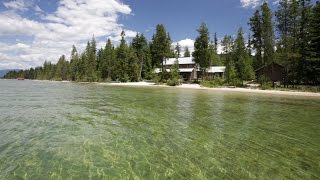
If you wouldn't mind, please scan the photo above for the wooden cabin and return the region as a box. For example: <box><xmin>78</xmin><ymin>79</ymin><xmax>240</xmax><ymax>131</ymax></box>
<box><xmin>155</xmin><ymin>57</ymin><xmax>225</xmax><ymax>81</ymax></box>
<box><xmin>255</xmin><ymin>62</ymin><xmax>286</xmax><ymax>85</ymax></box>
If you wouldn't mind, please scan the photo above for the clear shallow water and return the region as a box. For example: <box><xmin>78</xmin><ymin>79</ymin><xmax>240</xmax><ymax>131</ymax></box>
<box><xmin>0</xmin><ymin>80</ymin><xmax>319</xmax><ymax>179</ymax></box>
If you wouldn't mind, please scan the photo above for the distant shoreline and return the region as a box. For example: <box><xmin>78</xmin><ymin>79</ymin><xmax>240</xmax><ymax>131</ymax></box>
<box><xmin>2</xmin><ymin>79</ymin><xmax>320</xmax><ymax>97</ymax></box>
<box><xmin>102</xmin><ymin>82</ymin><xmax>320</xmax><ymax>97</ymax></box>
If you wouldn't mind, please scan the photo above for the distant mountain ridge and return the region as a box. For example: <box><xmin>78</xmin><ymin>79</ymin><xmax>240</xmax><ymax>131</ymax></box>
<box><xmin>0</xmin><ymin>69</ymin><xmax>20</xmax><ymax>78</ymax></box>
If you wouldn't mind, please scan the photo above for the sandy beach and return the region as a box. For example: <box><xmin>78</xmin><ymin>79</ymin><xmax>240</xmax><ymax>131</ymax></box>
<box><xmin>102</xmin><ymin>82</ymin><xmax>320</xmax><ymax>97</ymax></box>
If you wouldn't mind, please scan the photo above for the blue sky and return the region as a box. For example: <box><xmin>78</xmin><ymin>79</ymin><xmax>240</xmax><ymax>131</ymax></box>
<box><xmin>0</xmin><ymin>0</ymin><xmax>280</xmax><ymax>69</ymax></box>
<box><xmin>121</xmin><ymin>0</ymin><xmax>257</xmax><ymax>41</ymax></box>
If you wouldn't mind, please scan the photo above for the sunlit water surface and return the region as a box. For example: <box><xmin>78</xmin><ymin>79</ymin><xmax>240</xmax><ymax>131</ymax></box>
<box><xmin>0</xmin><ymin>80</ymin><xmax>319</xmax><ymax>179</ymax></box>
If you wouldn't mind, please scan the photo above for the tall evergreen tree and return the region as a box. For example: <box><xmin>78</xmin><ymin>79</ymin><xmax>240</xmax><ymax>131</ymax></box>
<box><xmin>167</xmin><ymin>33</ymin><xmax>176</xmax><ymax>58</ymax></box>
<box><xmin>209</xmin><ymin>40</ymin><xmax>221</xmax><ymax>66</ymax></box>
<box><xmin>70</xmin><ymin>45</ymin><xmax>79</xmax><ymax>81</ymax></box>
<box><xmin>55</xmin><ymin>55</ymin><xmax>69</xmax><ymax>81</ymax></box>
<box><xmin>127</xmin><ymin>47</ymin><xmax>140</xmax><ymax>82</ymax></box>
<box><xmin>192</xmin><ymin>22</ymin><xmax>211</xmax><ymax>78</ymax></box>
<box><xmin>175</xmin><ymin>43</ymin><xmax>181</xmax><ymax>57</ymax></box>
<box><xmin>132</xmin><ymin>33</ymin><xmax>149</xmax><ymax>80</ymax></box>
<box><xmin>261</xmin><ymin>2</ymin><xmax>275</xmax><ymax>65</ymax></box>
<box><xmin>116</xmin><ymin>31</ymin><xmax>129</xmax><ymax>82</ymax></box>
<box><xmin>247</xmin><ymin>33</ymin><xmax>252</xmax><ymax>57</ymax></box>
<box><xmin>222</xmin><ymin>35</ymin><xmax>236</xmax><ymax>83</ymax></box>
<box><xmin>84</xmin><ymin>36</ymin><xmax>98</xmax><ymax>82</ymax></box>
<box><xmin>298</xmin><ymin>0</ymin><xmax>312</xmax><ymax>83</ymax></box>
<box><xmin>150</xmin><ymin>24</ymin><xmax>171</xmax><ymax>72</ymax></box>
<box><xmin>233</xmin><ymin>28</ymin><xmax>255</xmax><ymax>84</ymax></box>
<box><xmin>214</xmin><ymin>32</ymin><xmax>218</xmax><ymax>54</ymax></box>
<box><xmin>104</xmin><ymin>39</ymin><xmax>116</xmax><ymax>80</ymax></box>
<box><xmin>249</xmin><ymin>10</ymin><xmax>263</xmax><ymax>68</ymax></box>
<box><xmin>276</xmin><ymin>0</ymin><xmax>301</xmax><ymax>85</ymax></box>
<box><xmin>98</xmin><ymin>39</ymin><xmax>112</xmax><ymax>80</ymax></box>
<box><xmin>305</xmin><ymin>1</ymin><xmax>320</xmax><ymax>84</ymax></box>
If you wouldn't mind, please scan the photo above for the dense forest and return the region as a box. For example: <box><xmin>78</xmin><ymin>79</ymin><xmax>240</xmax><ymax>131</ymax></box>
<box><xmin>4</xmin><ymin>1</ymin><xmax>320</xmax><ymax>86</ymax></box>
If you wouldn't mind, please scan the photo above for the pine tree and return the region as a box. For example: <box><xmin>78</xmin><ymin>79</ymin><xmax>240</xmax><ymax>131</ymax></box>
<box><xmin>305</xmin><ymin>1</ymin><xmax>320</xmax><ymax>84</ymax></box>
<box><xmin>167</xmin><ymin>33</ymin><xmax>176</xmax><ymax>58</ymax></box>
<box><xmin>79</xmin><ymin>52</ymin><xmax>87</xmax><ymax>81</ymax></box>
<box><xmin>70</xmin><ymin>45</ymin><xmax>79</xmax><ymax>81</ymax></box>
<box><xmin>214</xmin><ymin>32</ymin><xmax>218</xmax><ymax>54</ymax></box>
<box><xmin>132</xmin><ymin>33</ymin><xmax>149</xmax><ymax>80</ymax></box>
<box><xmin>275</xmin><ymin>0</ymin><xmax>311</xmax><ymax>85</ymax></box>
<box><xmin>150</xmin><ymin>24</ymin><xmax>171</xmax><ymax>72</ymax></box>
<box><xmin>127</xmin><ymin>47</ymin><xmax>140</xmax><ymax>82</ymax></box>
<box><xmin>184</xmin><ymin>46</ymin><xmax>191</xmax><ymax>57</ymax></box>
<box><xmin>84</xmin><ymin>36</ymin><xmax>98</xmax><ymax>82</ymax></box>
<box><xmin>261</xmin><ymin>2</ymin><xmax>275</xmax><ymax>65</ymax></box>
<box><xmin>222</xmin><ymin>35</ymin><xmax>235</xmax><ymax>83</ymax></box>
<box><xmin>55</xmin><ymin>55</ymin><xmax>69</xmax><ymax>81</ymax></box>
<box><xmin>102</xmin><ymin>39</ymin><xmax>116</xmax><ymax>81</ymax></box>
<box><xmin>249</xmin><ymin>10</ymin><xmax>263</xmax><ymax>68</ymax></box>
<box><xmin>233</xmin><ymin>28</ymin><xmax>255</xmax><ymax>84</ymax></box>
<box><xmin>116</xmin><ymin>31</ymin><xmax>129</xmax><ymax>82</ymax></box>
<box><xmin>247</xmin><ymin>33</ymin><xmax>252</xmax><ymax>57</ymax></box>
<box><xmin>192</xmin><ymin>22</ymin><xmax>211</xmax><ymax>79</ymax></box>
<box><xmin>209</xmin><ymin>40</ymin><xmax>221</xmax><ymax>66</ymax></box>
<box><xmin>175</xmin><ymin>43</ymin><xmax>181</xmax><ymax>58</ymax></box>
<box><xmin>298</xmin><ymin>0</ymin><xmax>312</xmax><ymax>83</ymax></box>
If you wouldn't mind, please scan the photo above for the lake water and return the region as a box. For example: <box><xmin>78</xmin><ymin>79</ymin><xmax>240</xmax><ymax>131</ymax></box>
<box><xmin>0</xmin><ymin>79</ymin><xmax>319</xmax><ymax>179</ymax></box>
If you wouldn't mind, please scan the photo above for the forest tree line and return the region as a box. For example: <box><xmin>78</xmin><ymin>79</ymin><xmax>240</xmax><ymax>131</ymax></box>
<box><xmin>4</xmin><ymin>1</ymin><xmax>320</xmax><ymax>85</ymax></box>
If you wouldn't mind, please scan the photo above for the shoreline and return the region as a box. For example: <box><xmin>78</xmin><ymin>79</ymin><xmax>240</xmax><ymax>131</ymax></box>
<box><xmin>103</xmin><ymin>82</ymin><xmax>320</xmax><ymax>97</ymax></box>
<box><xmin>3</xmin><ymin>79</ymin><xmax>320</xmax><ymax>97</ymax></box>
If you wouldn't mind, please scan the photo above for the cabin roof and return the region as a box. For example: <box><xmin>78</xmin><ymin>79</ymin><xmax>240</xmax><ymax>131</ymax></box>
<box><xmin>154</xmin><ymin>66</ymin><xmax>225</xmax><ymax>73</ymax></box>
<box><xmin>255</xmin><ymin>62</ymin><xmax>285</xmax><ymax>72</ymax></box>
<box><xmin>207</xmin><ymin>66</ymin><xmax>225</xmax><ymax>73</ymax></box>
<box><xmin>165</xmin><ymin>57</ymin><xmax>194</xmax><ymax>65</ymax></box>
<box><xmin>179</xmin><ymin>68</ymin><xmax>194</xmax><ymax>73</ymax></box>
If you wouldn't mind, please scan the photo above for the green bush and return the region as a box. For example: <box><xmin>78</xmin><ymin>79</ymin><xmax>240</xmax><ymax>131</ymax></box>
<box><xmin>158</xmin><ymin>71</ymin><xmax>171</xmax><ymax>82</ymax></box>
<box><xmin>105</xmin><ymin>77</ymin><xmax>112</xmax><ymax>83</ymax></box>
<box><xmin>201</xmin><ymin>78</ymin><xmax>225</xmax><ymax>88</ymax></box>
<box><xmin>167</xmin><ymin>78</ymin><xmax>180</xmax><ymax>86</ymax></box>
<box><xmin>119</xmin><ymin>74</ymin><xmax>129</xmax><ymax>82</ymax></box>
<box><xmin>288</xmin><ymin>85</ymin><xmax>320</xmax><ymax>93</ymax></box>
<box><xmin>258</xmin><ymin>76</ymin><xmax>271</xmax><ymax>85</ymax></box>
<box><xmin>261</xmin><ymin>84</ymin><xmax>272</xmax><ymax>90</ymax></box>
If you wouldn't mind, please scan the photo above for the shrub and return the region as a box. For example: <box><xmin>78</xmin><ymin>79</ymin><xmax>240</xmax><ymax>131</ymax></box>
<box><xmin>261</xmin><ymin>84</ymin><xmax>272</xmax><ymax>90</ymax></box>
<box><xmin>119</xmin><ymin>74</ymin><xmax>129</xmax><ymax>82</ymax></box>
<box><xmin>201</xmin><ymin>78</ymin><xmax>225</xmax><ymax>88</ymax></box>
<box><xmin>167</xmin><ymin>78</ymin><xmax>181</xmax><ymax>86</ymax></box>
<box><xmin>105</xmin><ymin>77</ymin><xmax>112</xmax><ymax>83</ymax></box>
<box><xmin>258</xmin><ymin>75</ymin><xmax>271</xmax><ymax>85</ymax></box>
<box><xmin>158</xmin><ymin>71</ymin><xmax>171</xmax><ymax>82</ymax></box>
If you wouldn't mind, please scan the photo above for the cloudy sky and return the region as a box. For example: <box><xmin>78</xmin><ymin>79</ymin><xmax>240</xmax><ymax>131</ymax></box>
<box><xmin>0</xmin><ymin>0</ymin><xmax>280</xmax><ymax>70</ymax></box>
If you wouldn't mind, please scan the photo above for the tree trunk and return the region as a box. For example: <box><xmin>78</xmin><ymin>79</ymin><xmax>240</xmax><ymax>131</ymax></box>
<box><xmin>139</xmin><ymin>57</ymin><xmax>144</xmax><ymax>80</ymax></box>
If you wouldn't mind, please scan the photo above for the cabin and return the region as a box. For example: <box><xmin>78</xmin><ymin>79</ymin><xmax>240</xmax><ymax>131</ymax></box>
<box><xmin>155</xmin><ymin>57</ymin><xmax>225</xmax><ymax>80</ymax></box>
<box><xmin>255</xmin><ymin>62</ymin><xmax>286</xmax><ymax>85</ymax></box>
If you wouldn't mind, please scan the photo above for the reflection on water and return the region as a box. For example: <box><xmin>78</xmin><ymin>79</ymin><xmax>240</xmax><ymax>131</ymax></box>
<box><xmin>0</xmin><ymin>80</ymin><xmax>319</xmax><ymax>179</ymax></box>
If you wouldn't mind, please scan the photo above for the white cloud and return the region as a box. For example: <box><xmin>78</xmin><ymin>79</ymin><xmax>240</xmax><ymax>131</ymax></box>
<box><xmin>272</xmin><ymin>0</ymin><xmax>280</xmax><ymax>5</ymax></box>
<box><xmin>173</xmin><ymin>38</ymin><xmax>224</xmax><ymax>57</ymax></box>
<box><xmin>3</xmin><ymin>0</ymin><xmax>32</xmax><ymax>11</ymax></box>
<box><xmin>34</xmin><ymin>5</ymin><xmax>43</xmax><ymax>12</ymax></box>
<box><xmin>0</xmin><ymin>0</ymin><xmax>137</xmax><ymax>69</ymax></box>
<box><xmin>240</xmin><ymin>0</ymin><xmax>261</xmax><ymax>8</ymax></box>
<box><xmin>175</xmin><ymin>39</ymin><xmax>195</xmax><ymax>49</ymax></box>
<box><xmin>172</xmin><ymin>38</ymin><xmax>195</xmax><ymax>57</ymax></box>
<box><xmin>0</xmin><ymin>13</ymin><xmax>45</xmax><ymax>36</ymax></box>
<box><xmin>240</xmin><ymin>0</ymin><xmax>278</xmax><ymax>8</ymax></box>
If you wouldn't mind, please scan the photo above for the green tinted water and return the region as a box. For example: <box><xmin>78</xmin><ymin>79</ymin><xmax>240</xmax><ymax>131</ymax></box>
<box><xmin>0</xmin><ymin>80</ymin><xmax>319</xmax><ymax>179</ymax></box>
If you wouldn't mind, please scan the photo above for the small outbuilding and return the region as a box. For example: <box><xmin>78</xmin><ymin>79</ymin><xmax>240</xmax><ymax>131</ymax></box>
<box><xmin>255</xmin><ymin>62</ymin><xmax>286</xmax><ymax>85</ymax></box>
